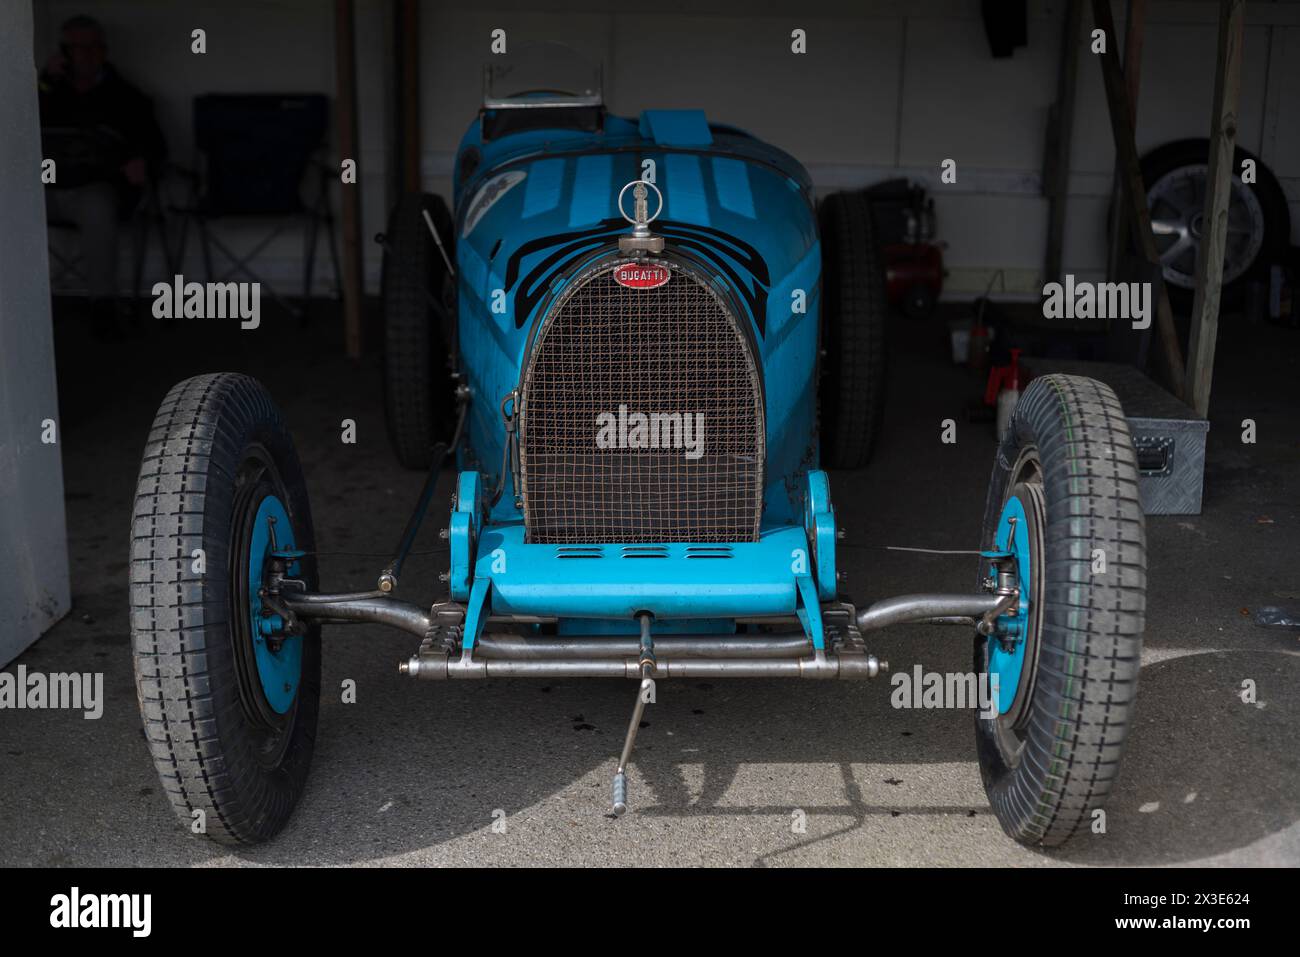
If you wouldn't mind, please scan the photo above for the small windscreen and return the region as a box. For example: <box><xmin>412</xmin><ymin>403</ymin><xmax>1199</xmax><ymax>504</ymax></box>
<box><xmin>483</xmin><ymin>42</ymin><xmax>602</xmax><ymax>110</ymax></box>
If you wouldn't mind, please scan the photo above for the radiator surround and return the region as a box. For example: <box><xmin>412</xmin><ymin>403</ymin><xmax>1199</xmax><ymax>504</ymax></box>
<box><xmin>518</xmin><ymin>252</ymin><xmax>765</xmax><ymax>544</ymax></box>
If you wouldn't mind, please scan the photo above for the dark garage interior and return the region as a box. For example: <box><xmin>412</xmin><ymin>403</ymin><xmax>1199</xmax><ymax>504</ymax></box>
<box><xmin>1</xmin><ymin>0</ymin><xmax>1298</xmax><ymax>875</ymax></box>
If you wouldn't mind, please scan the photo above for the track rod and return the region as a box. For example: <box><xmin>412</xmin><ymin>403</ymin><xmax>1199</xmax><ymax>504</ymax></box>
<box><xmin>401</xmin><ymin>653</ymin><xmax>884</xmax><ymax>680</ymax></box>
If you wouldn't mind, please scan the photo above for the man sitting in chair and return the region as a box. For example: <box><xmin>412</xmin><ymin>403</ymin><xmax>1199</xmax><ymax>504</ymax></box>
<box><xmin>40</xmin><ymin>14</ymin><xmax>165</xmax><ymax>336</ymax></box>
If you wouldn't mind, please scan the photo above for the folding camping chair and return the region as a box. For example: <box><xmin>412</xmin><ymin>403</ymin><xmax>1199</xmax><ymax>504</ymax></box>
<box><xmin>172</xmin><ymin>94</ymin><xmax>341</xmax><ymax>319</ymax></box>
<box><xmin>44</xmin><ymin>125</ymin><xmax>175</xmax><ymax>309</ymax></box>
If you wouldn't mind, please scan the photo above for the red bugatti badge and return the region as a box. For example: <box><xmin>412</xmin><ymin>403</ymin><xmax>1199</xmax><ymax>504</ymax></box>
<box><xmin>613</xmin><ymin>263</ymin><xmax>670</xmax><ymax>289</ymax></box>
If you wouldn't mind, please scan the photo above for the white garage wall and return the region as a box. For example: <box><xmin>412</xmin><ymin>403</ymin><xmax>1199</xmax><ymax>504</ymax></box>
<box><xmin>33</xmin><ymin>0</ymin><xmax>1300</xmax><ymax>300</ymax></box>
<box><xmin>3</xmin><ymin>0</ymin><xmax>71</xmax><ymax>662</ymax></box>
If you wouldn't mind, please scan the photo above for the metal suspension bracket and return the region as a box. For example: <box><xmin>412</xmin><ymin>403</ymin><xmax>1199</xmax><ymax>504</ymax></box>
<box><xmin>611</xmin><ymin>613</ymin><xmax>656</xmax><ymax>816</ymax></box>
<box><xmin>978</xmin><ymin>546</ymin><xmax>1022</xmax><ymax>651</ymax></box>
<box><xmin>851</xmin><ymin>534</ymin><xmax>1024</xmax><ymax>637</ymax></box>
<box><xmin>257</xmin><ymin>515</ymin><xmax>309</xmax><ymax>646</ymax></box>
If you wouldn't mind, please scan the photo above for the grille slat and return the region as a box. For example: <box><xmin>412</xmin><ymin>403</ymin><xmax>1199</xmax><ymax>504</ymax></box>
<box><xmin>519</xmin><ymin>258</ymin><xmax>763</xmax><ymax>544</ymax></box>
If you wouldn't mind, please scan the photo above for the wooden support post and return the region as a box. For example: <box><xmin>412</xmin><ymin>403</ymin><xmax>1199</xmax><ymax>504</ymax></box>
<box><xmin>1105</xmin><ymin>0</ymin><xmax>1146</xmax><ymax>281</ymax></box>
<box><xmin>1044</xmin><ymin>0</ymin><xmax>1083</xmax><ymax>284</ymax></box>
<box><xmin>1091</xmin><ymin>0</ymin><xmax>1186</xmax><ymax>399</ymax></box>
<box><xmin>334</xmin><ymin>0</ymin><xmax>364</xmax><ymax>360</ymax></box>
<box><xmin>1185</xmin><ymin>0</ymin><xmax>1245</xmax><ymax>418</ymax></box>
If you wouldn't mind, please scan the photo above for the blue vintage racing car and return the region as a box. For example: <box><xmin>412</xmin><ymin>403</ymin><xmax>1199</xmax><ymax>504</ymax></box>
<box><xmin>130</xmin><ymin>53</ymin><xmax>1146</xmax><ymax>847</ymax></box>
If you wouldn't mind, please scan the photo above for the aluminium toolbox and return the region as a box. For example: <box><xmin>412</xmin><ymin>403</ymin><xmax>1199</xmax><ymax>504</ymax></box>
<box><xmin>1021</xmin><ymin>358</ymin><xmax>1210</xmax><ymax>515</ymax></box>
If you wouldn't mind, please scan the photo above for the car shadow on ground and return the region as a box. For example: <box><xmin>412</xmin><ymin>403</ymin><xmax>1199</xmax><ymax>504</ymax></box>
<box><xmin>192</xmin><ymin>645</ymin><xmax>1296</xmax><ymax>866</ymax></box>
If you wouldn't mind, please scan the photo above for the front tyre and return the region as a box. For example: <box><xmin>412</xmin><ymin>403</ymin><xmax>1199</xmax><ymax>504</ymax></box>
<box><xmin>130</xmin><ymin>373</ymin><xmax>321</xmax><ymax>844</ymax></box>
<box><xmin>975</xmin><ymin>375</ymin><xmax>1146</xmax><ymax>847</ymax></box>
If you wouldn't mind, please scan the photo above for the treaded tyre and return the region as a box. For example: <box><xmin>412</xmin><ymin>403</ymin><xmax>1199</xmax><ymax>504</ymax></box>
<box><xmin>818</xmin><ymin>190</ymin><xmax>887</xmax><ymax>469</ymax></box>
<box><xmin>130</xmin><ymin>373</ymin><xmax>320</xmax><ymax>844</ymax></box>
<box><xmin>382</xmin><ymin>191</ymin><xmax>455</xmax><ymax>470</ymax></box>
<box><xmin>975</xmin><ymin>374</ymin><xmax>1146</xmax><ymax>847</ymax></box>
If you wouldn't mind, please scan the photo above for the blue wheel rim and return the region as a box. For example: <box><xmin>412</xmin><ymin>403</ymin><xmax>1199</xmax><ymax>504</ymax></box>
<box><xmin>988</xmin><ymin>494</ymin><xmax>1033</xmax><ymax>715</ymax></box>
<box><xmin>246</xmin><ymin>495</ymin><xmax>302</xmax><ymax>714</ymax></box>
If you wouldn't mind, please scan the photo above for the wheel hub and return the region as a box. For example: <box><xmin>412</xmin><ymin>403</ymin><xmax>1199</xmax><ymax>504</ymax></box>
<box><xmin>986</xmin><ymin>496</ymin><xmax>1032</xmax><ymax>715</ymax></box>
<box><xmin>246</xmin><ymin>495</ymin><xmax>304</xmax><ymax>715</ymax></box>
<box><xmin>1147</xmin><ymin>163</ymin><xmax>1265</xmax><ymax>288</ymax></box>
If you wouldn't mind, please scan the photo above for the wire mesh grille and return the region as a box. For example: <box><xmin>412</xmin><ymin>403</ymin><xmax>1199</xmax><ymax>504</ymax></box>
<box><xmin>520</xmin><ymin>259</ymin><xmax>763</xmax><ymax>543</ymax></box>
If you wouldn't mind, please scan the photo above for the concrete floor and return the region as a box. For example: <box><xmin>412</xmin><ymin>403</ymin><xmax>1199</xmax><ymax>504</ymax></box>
<box><xmin>2</xmin><ymin>301</ymin><xmax>1297</xmax><ymax>867</ymax></box>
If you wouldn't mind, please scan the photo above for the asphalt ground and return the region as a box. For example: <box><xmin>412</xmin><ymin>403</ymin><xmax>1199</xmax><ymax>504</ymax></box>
<box><xmin>1</xmin><ymin>301</ymin><xmax>1296</xmax><ymax>866</ymax></box>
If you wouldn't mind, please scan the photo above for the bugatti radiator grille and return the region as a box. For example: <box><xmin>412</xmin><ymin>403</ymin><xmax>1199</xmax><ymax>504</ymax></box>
<box><xmin>519</xmin><ymin>258</ymin><xmax>764</xmax><ymax>544</ymax></box>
